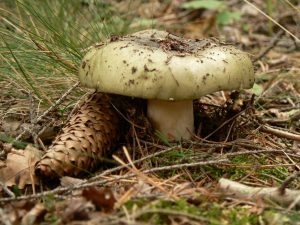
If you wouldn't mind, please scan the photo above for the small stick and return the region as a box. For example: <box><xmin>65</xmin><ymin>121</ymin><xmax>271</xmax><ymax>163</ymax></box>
<box><xmin>253</xmin><ymin>30</ymin><xmax>284</xmax><ymax>62</ymax></box>
<box><xmin>290</xmin><ymin>111</ymin><xmax>300</xmax><ymax>122</ymax></box>
<box><xmin>204</xmin><ymin>107</ymin><xmax>251</xmax><ymax>140</ymax></box>
<box><xmin>142</xmin><ymin>158</ymin><xmax>228</xmax><ymax>173</ymax></box>
<box><xmin>219</xmin><ymin>178</ymin><xmax>300</xmax><ymax>208</ymax></box>
<box><xmin>36</xmin><ymin>81</ymin><xmax>80</xmax><ymax>122</ymax></box>
<box><xmin>219</xmin><ymin>163</ymin><xmax>294</xmax><ymax>169</ymax></box>
<box><xmin>0</xmin><ymin>157</ymin><xmax>228</xmax><ymax>203</ymax></box>
<box><xmin>88</xmin><ymin>146</ymin><xmax>179</xmax><ymax>182</ymax></box>
<box><xmin>29</xmin><ymin>91</ymin><xmax>37</xmax><ymax>124</ymax></box>
<box><xmin>132</xmin><ymin>208</ymin><xmax>209</xmax><ymax>223</ymax></box>
<box><xmin>0</xmin><ymin>208</ymin><xmax>12</xmax><ymax>225</ymax></box>
<box><xmin>0</xmin><ymin>148</ymin><xmax>297</xmax><ymax>203</ymax></box>
<box><xmin>278</xmin><ymin>171</ymin><xmax>300</xmax><ymax>195</ymax></box>
<box><xmin>260</xmin><ymin>125</ymin><xmax>300</xmax><ymax>142</ymax></box>
<box><xmin>15</xmin><ymin>81</ymin><xmax>80</xmax><ymax>141</ymax></box>
<box><xmin>0</xmin><ymin>181</ymin><xmax>15</xmax><ymax>198</ymax></box>
<box><xmin>113</xmin><ymin>147</ymin><xmax>175</xmax><ymax>199</ymax></box>
<box><xmin>243</xmin><ymin>0</ymin><xmax>299</xmax><ymax>42</ymax></box>
<box><xmin>89</xmin><ymin>148</ymin><xmax>292</xmax><ymax>183</ymax></box>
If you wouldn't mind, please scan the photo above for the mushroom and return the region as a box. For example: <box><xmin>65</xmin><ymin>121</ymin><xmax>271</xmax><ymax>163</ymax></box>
<box><xmin>79</xmin><ymin>30</ymin><xmax>255</xmax><ymax>140</ymax></box>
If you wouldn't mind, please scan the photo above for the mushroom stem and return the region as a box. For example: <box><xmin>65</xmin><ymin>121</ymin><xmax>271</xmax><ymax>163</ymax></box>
<box><xmin>147</xmin><ymin>99</ymin><xmax>194</xmax><ymax>140</ymax></box>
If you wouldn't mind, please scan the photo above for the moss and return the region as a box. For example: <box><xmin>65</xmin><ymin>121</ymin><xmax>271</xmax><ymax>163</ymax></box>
<box><xmin>0</xmin><ymin>133</ymin><xmax>29</xmax><ymax>149</ymax></box>
<box><xmin>124</xmin><ymin>198</ymin><xmax>263</xmax><ymax>224</ymax></box>
<box><xmin>263</xmin><ymin>210</ymin><xmax>300</xmax><ymax>225</ymax></box>
<box><xmin>218</xmin><ymin>155</ymin><xmax>288</xmax><ymax>182</ymax></box>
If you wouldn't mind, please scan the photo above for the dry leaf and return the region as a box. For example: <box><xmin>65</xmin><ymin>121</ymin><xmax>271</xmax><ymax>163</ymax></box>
<box><xmin>21</xmin><ymin>203</ymin><xmax>46</xmax><ymax>225</ymax></box>
<box><xmin>56</xmin><ymin>198</ymin><xmax>94</xmax><ymax>223</ymax></box>
<box><xmin>173</xmin><ymin>182</ymin><xmax>194</xmax><ymax>195</ymax></box>
<box><xmin>0</xmin><ymin>121</ymin><xmax>33</xmax><ymax>139</ymax></box>
<box><xmin>0</xmin><ymin>144</ymin><xmax>42</xmax><ymax>189</ymax></box>
<box><xmin>134</xmin><ymin>180</ymin><xmax>152</xmax><ymax>196</ymax></box>
<box><xmin>60</xmin><ymin>176</ymin><xmax>85</xmax><ymax>187</ymax></box>
<box><xmin>0</xmin><ymin>161</ymin><xmax>5</xmax><ymax>169</ymax></box>
<box><xmin>1</xmin><ymin>120</ymin><xmax>23</xmax><ymax>137</ymax></box>
<box><xmin>82</xmin><ymin>187</ymin><xmax>116</xmax><ymax>212</ymax></box>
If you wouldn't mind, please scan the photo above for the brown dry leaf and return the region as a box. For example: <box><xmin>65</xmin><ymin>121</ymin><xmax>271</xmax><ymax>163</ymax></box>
<box><xmin>134</xmin><ymin>180</ymin><xmax>152</xmax><ymax>196</ymax></box>
<box><xmin>3</xmin><ymin>142</ymin><xmax>13</xmax><ymax>153</ymax></box>
<box><xmin>0</xmin><ymin>120</ymin><xmax>33</xmax><ymax>139</ymax></box>
<box><xmin>56</xmin><ymin>198</ymin><xmax>94</xmax><ymax>223</ymax></box>
<box><xmin>60</xmin><ymin>176</ymin><xmax>86</xmax><ymax>187</ymax></box>
<box><xmin>138</xmin><ymin>0</ymin><xmax>167</xmax><ymax>18</ymax></box>
<box><xmin>0</xmin><ymin>201</ymin><xmax>36</xmax><ymax>225</ymax></box>
<box><xmin>82</xmin><ymin>187</ymin><xmax>116</xmax><ymax>212</ymax></box>
<box><xmin>173</xmin><ymin>182</ymin><xmax>194</xmax><ymax>195</ymax></box>
<box><xmin>21</xmin><ymin>203</ymin><xmax>46</xmax><ymax>225</ymax></box>
<box><xmin>0</xmin><ymin>160</ymin><xmax>5</xmax><ymax>169</ymax></box>
<box><xmin>0</xmin><ymin>144</ymin><xmax>42</xmax><ymax>188</ymax></box>
<box><xmin>183</xmin><ymin>12</ymin><xmax>217</xmax><ymax>38</ymax></box>
<box><xmin>0</xmin><ymin>120</ymin><xmax>23</xmax><ymax>137</ymax></box>
<box><xmin>268</xmin><ymin>108</ymin><xmax>299</xmax><ymax>121</ymax></box>
<box><xmin>114</xmin><ymin>180</ymin><xmax>152</xmax><ymax>209</ymax></box>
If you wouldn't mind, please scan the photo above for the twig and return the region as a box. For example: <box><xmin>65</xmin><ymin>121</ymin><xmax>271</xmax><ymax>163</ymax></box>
<box><xmin>219</xmin><ymin>163</ymin><xmax>294</xmax><ymax>169</ymax></box>
<box><xmin>225</xmin><ymin>149</ymin><xmax>296</xmax><ymax>157</ymax></box>
<box><xmin>113</xmin><ymin>147</ymin><xmax>176</xmax><ymax>199</ymax></box>
<box><xmin>281</xmin><ymin>149</ymin><xmax>300</xmax><ymax>170</ymax></box>
<box><xmin>219</xmin><ymin>178</ymin><xmax>300</xmax><ymax>208</ymax></box>
<box><xmin>142</xmin><ymin>158</ymin><xmax>228</xmax><ymax>174</ymax></box>
<box><xmin>15</xmin><ymin>81</ymin><xmax>80</xmax><ymax>141</ymax></box>
<box><xmin>278</xmin><ymin>171</ymin><xmax>300</xmax><ymax>195</ymax></box>
<box><xmin>260</xmin><ymin>125</ymin><xmax>300</xmax><ymax>142</ymax></box>
<box><xmin>88</xmin><ymin>145</ymin><xmax>179</xmax><ymax>182</ymax></box>
<box><xmin>29</xmin><ymin>91</ymin><xmax>37</xmax><ymax>124</ymax></box>
<box><xmin>253</xmin><ymin>30</ymin><xmax>284</xmax><ymax>62</ymax></box>
<box><xmin>0</xmin><ymin>157</ymin><xmax>227</xmax><ymax>203</ymax></box>
<box><xmin>0</xmin><ymin>208</ymin><xmax>12</xmax><ymax>225</ymax></box>
<box><xmin>243</xmin><ymin>0</ymin><xmax>299</xmax><ymax>42</ymax></box>
<box><xmin>204</xmin><ymin>107</ymin><xmax>251</xmax><ymax>139</ymax></box>
<box><xmin>0</xmin><ymin>181</ymin><xmax>15</xmax><ymax>198</ymax></box>
<box><xmin>87</xmin><ymin>148</ymin><xmax>292</xmax><ymax>187</ymax></box>
<box><xmin>290</xmin><ymin>111</ymin><xmax>300</xmax><ymax>122</ymax></box>
<box><xmin>0</xmin><ymin>148</ymin><xmax>297</xmax><ymax>203</ymax></box>
<box><xmin>36</xmin><ymin>81</ymin><xmax>80</xmax><ymax>122</ymax></box>
<box><xmin>133</xmin><ymin>208</ymin><xmax>209</xmax><ymax>223</ymax></box>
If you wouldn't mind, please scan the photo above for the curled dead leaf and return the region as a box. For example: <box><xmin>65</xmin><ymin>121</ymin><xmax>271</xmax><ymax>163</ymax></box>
<box><xmin>0</xmin><ymin>144</ymin><xmax>42</xmax><ymax>189</ymax></box>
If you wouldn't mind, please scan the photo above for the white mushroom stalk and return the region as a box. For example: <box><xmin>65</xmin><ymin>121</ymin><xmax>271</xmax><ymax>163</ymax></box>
<box><xmin>79</xmin><ymin>30</ymin><xmax>255</xmax><ymax>140</ymax></box>
<box><xmin>147</xmin><ymin>99</ymin><xmax>194</xmax><ymax>140</ymax></box>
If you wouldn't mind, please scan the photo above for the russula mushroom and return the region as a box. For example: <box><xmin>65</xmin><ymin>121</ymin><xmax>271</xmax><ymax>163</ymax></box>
<box><xmin>79</xmin><ymin>30</ymin><xmax>255</xmax><ymax>140</ymax></box>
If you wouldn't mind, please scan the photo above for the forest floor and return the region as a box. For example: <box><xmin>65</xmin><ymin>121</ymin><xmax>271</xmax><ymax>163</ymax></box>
<box><xmin>0</xmin><ymin>0</ymin><xmax>300</xmax><ymax>224</ymax></box>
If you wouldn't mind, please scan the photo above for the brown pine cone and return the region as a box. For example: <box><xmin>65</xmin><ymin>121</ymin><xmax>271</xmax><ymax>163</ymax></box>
<box><xmin>35</xmin><ymin>92</ymin><xmax>122</xmax><ymax>178</ymax></box>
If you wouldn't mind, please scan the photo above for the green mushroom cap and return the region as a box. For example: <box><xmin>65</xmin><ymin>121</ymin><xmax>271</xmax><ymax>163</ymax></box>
<box><xmin>79</xmin><ymin>29</ymin><xmax>255</xmax><ymax>100</ymax></box>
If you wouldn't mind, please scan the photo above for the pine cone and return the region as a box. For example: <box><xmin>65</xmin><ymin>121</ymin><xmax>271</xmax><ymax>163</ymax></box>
<box><xmin>35</xmin><ymin>92</ymin><xmax>121</xmax><ymax>178</ymax></box>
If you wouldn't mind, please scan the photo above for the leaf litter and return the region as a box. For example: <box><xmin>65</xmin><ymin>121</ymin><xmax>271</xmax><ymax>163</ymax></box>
<box><xmin>0</xmin><ymin>0</ymin><xmax>300</xmax><ymax>224</ymax></box>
